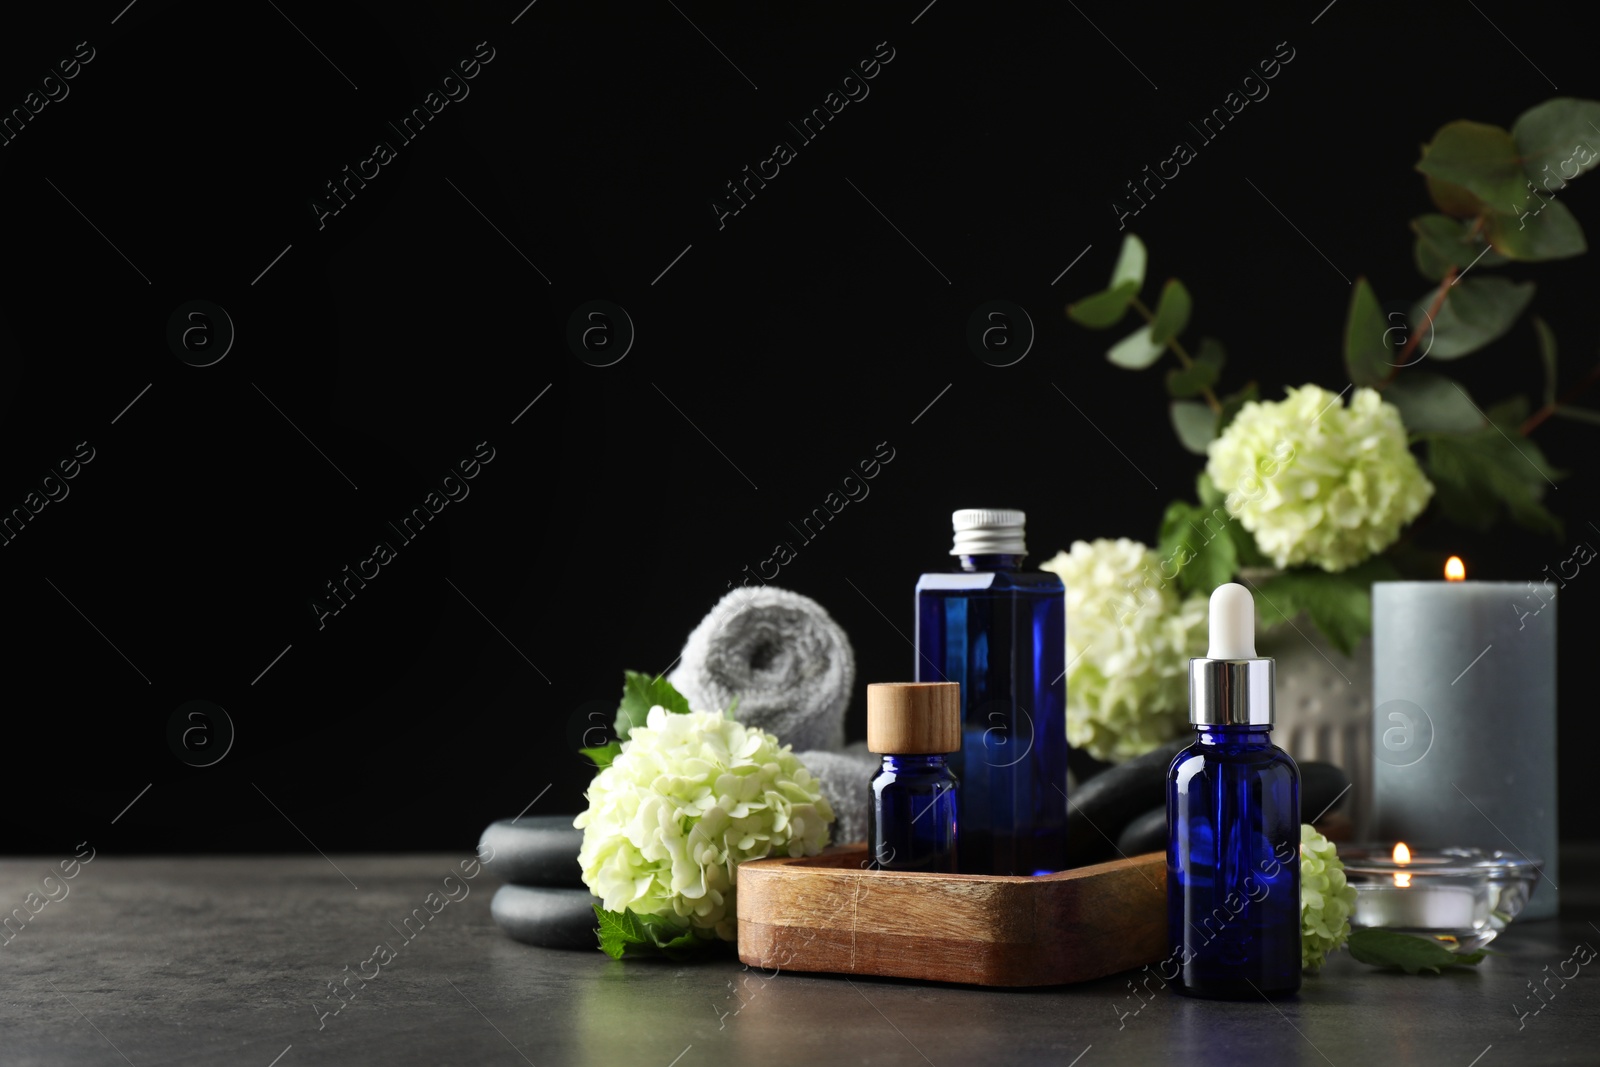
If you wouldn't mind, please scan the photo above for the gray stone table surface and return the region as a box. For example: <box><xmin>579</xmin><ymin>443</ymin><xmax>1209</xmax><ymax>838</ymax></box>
<box><xmin>3</xmin><ymin>848</ymin><xmax>1599</xmax><ymax>1066</ymax></box>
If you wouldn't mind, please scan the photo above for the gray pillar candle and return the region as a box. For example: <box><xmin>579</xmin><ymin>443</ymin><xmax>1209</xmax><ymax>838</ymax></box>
<box><xmin>1372</xmin><ymin>575</ymin><xmax>1559</xmax><ymax>919</ymax></box>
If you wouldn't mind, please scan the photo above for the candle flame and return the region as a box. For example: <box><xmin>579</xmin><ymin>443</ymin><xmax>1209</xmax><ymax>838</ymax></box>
<box><xmin>1445</xmin><ymin>556</ymin><xmax>1466</xmax><ymax>581</ymax></box>
<box><xmin>1393</xmin><ymin>842</ymin><xmax>1412</xmax><ymax>887</ymax></box>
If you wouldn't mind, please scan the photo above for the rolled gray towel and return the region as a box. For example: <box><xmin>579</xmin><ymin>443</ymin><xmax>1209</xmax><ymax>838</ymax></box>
<box><xmin>793</xmin><ymin>748</ymin><xmax>878</xmax><ymax>846</ymax></box>
<box><xmin>669</xmin><ymin>586</ymin><xmax>854</xmax><ymax>754</ymax></box>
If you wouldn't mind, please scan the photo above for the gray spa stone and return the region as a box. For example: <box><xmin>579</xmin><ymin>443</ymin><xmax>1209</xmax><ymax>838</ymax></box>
<box><xmin>490</xmin><ymin>883</ymin><xmax>600</xmax><ymax>950</ymax></box>
<box><xmin>479</xmin><ymin>815</ymin><xmax>585</xmax><ymax>887</ymax></box>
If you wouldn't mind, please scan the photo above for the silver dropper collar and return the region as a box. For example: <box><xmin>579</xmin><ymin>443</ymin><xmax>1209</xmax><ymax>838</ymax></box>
<box><xmin>1189</xmin><ymin>583</ymin><xmax>1274</xmax><ymax>726</ymax></box>
<box><xmin>1189</xmin><ymin>656</ymin><xmax>1274</xmax><ymax>725</ymax></box>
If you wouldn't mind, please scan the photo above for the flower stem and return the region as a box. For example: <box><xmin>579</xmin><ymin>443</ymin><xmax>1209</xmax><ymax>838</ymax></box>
<box><xmin>1130</xmin><ymin>296</ymin><xmax>1222</xmax><ymax>412</ymax></box>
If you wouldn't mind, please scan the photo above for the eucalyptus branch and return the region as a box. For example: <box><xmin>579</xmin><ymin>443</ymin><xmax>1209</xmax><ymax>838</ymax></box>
<box><xmin>1521</xmin><ymin>359</ymin><xmax>1600</xmax><ymax>434</ymax></box>
<box><xmin>1130</xmin><ymin>296</ymin><xmax>1223</xmax><ymax>412</ymax></box>
<box><xmin>1382</xmin><ymin>265</ymin><xmax>1457</xmax><ymax>386</ymax></box>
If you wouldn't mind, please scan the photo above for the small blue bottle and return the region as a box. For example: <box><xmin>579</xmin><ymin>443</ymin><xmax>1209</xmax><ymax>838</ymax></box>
<box><xmin>915</xmin><ymin>509</ymin><xmax>1067</xmax><ymax>876</ymax></box>
<box><xmin>1167</xmin><ymin>584</ymin><xmax>1301</xmax><ymax>999</ymax></box>
<box><xmin>867</xmin><ymin>682</ymin><xmax>960</xmax><ymax>873</ymax></box>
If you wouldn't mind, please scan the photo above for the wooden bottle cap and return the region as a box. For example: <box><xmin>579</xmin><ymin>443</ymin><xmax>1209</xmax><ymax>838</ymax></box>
<box><xmin>867</xmin><ymin>682</ymin><xmax>960</xmax><ymax>754</ymax></box>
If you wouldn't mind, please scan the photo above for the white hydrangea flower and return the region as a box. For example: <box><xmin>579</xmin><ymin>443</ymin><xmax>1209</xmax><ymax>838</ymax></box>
<box><xmin>1206</xmin><ymin>384</ymin><xmax>1433</xmax><ymax>572</ymax></box>
<box><xmin>1041</xmin><ymin>539</ymin><xmax>1208</xmax><ymax>763</ymax></box>
<box><xmin>1300</xmin><ymin>823</ymin><xmax>1356</xmax><ymax>971</ymax></box>
<box><xmin>574</xmin><ymin>706</ymin><xmax>833</xmax><ymax>942</ymax></box>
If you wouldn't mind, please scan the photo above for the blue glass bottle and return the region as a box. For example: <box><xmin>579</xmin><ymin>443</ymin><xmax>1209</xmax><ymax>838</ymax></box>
<box><xmin>1168</xmin><ymin>585</ymin><xmax>1301</xmax><ymax>999</ymax></box>
<box><xmin>867</xmin><ymin>682</ymin><xmax>960</xmax><ymax>873</ymax></box>
<box><xmin>914</xmin><ymin>510</ymin><xmax>1067</xmax><ymax>876</ymax></box>
<box><xmin>869</xmin><ymin>755</ymin><xmax>959</xmax><ymax>872</ymax></box>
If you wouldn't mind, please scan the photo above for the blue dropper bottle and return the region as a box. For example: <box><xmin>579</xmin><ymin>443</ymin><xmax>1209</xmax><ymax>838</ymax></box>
<box><xmin>1167</xmin><ymin>583</ymin><xmax>1301</xmax><ymax>998</ymax></box>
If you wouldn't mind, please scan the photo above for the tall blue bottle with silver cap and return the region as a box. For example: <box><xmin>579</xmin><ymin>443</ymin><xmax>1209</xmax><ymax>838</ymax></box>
<box><xmin>914</xmin><ymin>509</ymin><xmax>1067</xmax><ymax>875</ymax></box>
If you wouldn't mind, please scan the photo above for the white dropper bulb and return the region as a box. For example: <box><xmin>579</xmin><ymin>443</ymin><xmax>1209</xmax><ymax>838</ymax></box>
<box><xmin>1206</xmin><ymin>583</ymin><xmax>1257</xmax><ymax>659</ymax></box>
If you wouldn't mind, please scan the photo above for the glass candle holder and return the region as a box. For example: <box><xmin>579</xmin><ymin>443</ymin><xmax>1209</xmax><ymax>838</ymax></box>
<box><xmin>1340</xmin><ymin>843</ymin><xmax>1541</xmax><ymax>952</ymax></box>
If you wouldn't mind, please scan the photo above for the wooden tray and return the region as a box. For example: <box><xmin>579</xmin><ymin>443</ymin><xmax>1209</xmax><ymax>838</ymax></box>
<box><xmin>737</xmin><ymin>846</ymin><xmax>1166</xmax><ymax>987</ymax></box>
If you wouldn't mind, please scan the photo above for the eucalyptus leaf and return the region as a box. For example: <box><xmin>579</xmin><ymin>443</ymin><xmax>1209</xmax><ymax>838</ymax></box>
<box><xmin>1384</xmin><ymin>372</ymin><xmax>1484</xmax><ymax>434</ymax></box>
<box><xmin>1426</xmin><ymin>416</ymin><xmax>1563</xmax><ymax>537</ymax></box>
<box><xmin>1425</xmin><ymin>174</ymin><xmax>1484</xmax><ymax>219</ymax></box>
<box><xmin>1067</xmin><ymin>280</ymin><xmax>1139</xmax><ymax>328</ymax></box>
<box><xmin>1150</xmin><ymin>279</ymin><xmax>1192</xmax><ymax>344</ymax></box>
<box><xmin>1510</xmin><ymin>97</ymin><xmax>1600</xmax><ymax>183</ymax></box>
<box><xmin>1534</xmin><ymin>315</ymin><xmax>1557</xmax><ymax>406</ymax></box>
<box><xmin>1411</xmin><ymin>214</ymin><xmax>1506</xmax><ymax>282</ymax></box>
<box><xmin>1110</xmin><ymin>233</ymin><xmax>1147</xmax><ymax>290</ymax></box>
<box><xmin>1167</xmin><ymin>337</ymin><xmax>1226</xmax><ymax>398</ymax></box>
<box><xmin>1347</xmin><ymin>927</ymin><xmax>1489</xmax><ymax>974</ymax></box>
<box><xmin>1416</xmin><ymin>120</ymin><xmax>1526</xmax><ymax>214</ymax></box>
<box><xmin>1344</xmin><ymin>278</ymin><xmax>1391</xmax><ymax>387</ymax></box>
<box><xmin>1166</xmin><ymin>357</ymin><xmax>1220</xmax><ymax>399</ymax></box>
<box><xmin>1169</xmin><ymin>400</ymin><xmax>1216</xmax><ymax>454</ymax></box>
<box><xmin>1411</xmin><ymin>276</ymin><xmax>1535</xmax><ymax>359</ymax></box>
<box><xmin>1484</xmin><ymin>198</ymin><xmax>1586</xmax><ymax>261</ymax></box>
<box><xmin>1108</xmin><ymin>324</ymin><xmax>1165</xmax><ymax>369</ymax></box>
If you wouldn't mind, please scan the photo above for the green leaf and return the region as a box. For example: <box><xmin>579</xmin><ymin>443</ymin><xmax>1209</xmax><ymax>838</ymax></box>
<box><xmin>1252</xmin><ymin>559</ymin><xmax>1398</xmax><ymax>656</ymax></box>
<box><xmin>593</xmin><ymin>905</ymin><xmax>704</xmax><ymax>960</ymax></box>
<box><xmin>1196</xmin><ymin>471</ymin><xmax>1270</xmax><ymax>569</ymax></box>
<box><xmin>1107</xmin><ymin>324</ymin><xmax>1165</xmax><ymax>369</ymax></box>
<box><xmin>1169</xmin><ymin>400</ymin><xmax>1215</xmax><ymax>454</ymax></box>
<box><xmin>1344</xmin><ymin>278</ymin><xmax>1391</xmax><ymax>387</ymax></box>
<box><xmin>1150</xmin><ymin>279</ymin><xmax>1192</xmax><ymax>345</ymax></box>
<box><xmin>1166</xmin><ymin>337</ymin><xmax>1223</xmax><ymax>397</ymax></box>
<box><xmin>616</xmin><ymin>670</ymin><xmax>691</xmax><ymax>741</ymax></box>
<box><xmin>580</xmin><ymin>741</ymin><xmax>622</xmax><ymax>770</ymax></box>
<box><xmin>1534</xmin><ymin>316</ymin><xmax>1557</xmax><ymax>406</ymax></box>
<box><xmin>1411</xmin><ymin>214</ymin><xmax>1506</xmax><ymax>282</ymax></box>
<box><xmin>1426</xmin><ymin>414</ymin><xmax>1564</xmax><ymax>537</ymax></box>
<box><xmin>1425</xmin><ymin>174</ymin><xmax>1484</xmax><ymax>218</ymax></box>
<box><xmin>1158</xmin><ymin>499</ymin><xmax>1239</xmax><ymax>597</ymax></box>
<box><xmin>1384</xmin><ymin>372</ymin><xmax>1484</xmax><ymax>434</ymax></box>
<box><xmin>1110</xmin><ymin>233</ymin><xmax>1147</xmax><ymax>290</ymax></box>
<box><xmin>1411</xmin><ymin>276</ymin><xmax>1535</xmax><ymax>360</ymax></box>
<box><xmin>1484</xmin><ymin>198</ymin><xmax>1586</xmax><ymax>261</ymax></box>
<box><xmin>1066</xmin><ymin>280</ymin><xmax>1139</xmax><ymax>328</ymax></box>
<box><xmin>1347</xmin><ymin>927</ymin><xmax>1490</xmax><ymax>974</ymax></box>
<box><xmin>1416</xmin><ymin>120</ymin><xmax>1526</xmax><ymax>214</ymax></box>
<box><xmin>1216</xmin><ymin>382</ymin><xmax>1259</xmax><ymax>434</ymax></box>
<box><xmin>1510</xmin><ymin>97</ymin><xmax>1600</xmax><ymax>183</ymax></box>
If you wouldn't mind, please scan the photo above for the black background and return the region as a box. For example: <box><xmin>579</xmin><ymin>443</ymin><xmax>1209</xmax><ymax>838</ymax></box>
<box><xmin>2</xmin><ymin>0</ymin><xmax>1594</xmax><ymax>854</ymax></box>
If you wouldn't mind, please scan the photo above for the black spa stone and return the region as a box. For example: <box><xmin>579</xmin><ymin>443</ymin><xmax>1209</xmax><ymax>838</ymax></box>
<box><xmin>1067</xmin><ymin>743</ymin><xmax>1354</xmax><ymax>867</ymax></box>
<box><xmin>478</xmin><ymin>815</ymin><xmax>585</xmax><ymax>888</ymax></box>
<box><xmin>1300</xmin><ymin>761</ymin><xmax>1352</xmax><ymax>821</ymax></box>
<box><xmin>1116</xmin><ymin>805</ymin><xmax>1169</xmax><ymax>856</ymax></box>
<box><xmin>1065</xmin><ymin>737</ymin><xmax>1190</xmax><ymax>866</ymax></box>
<box><xmin>490</xmin><ymin>884</ymin><xmax>599</xmax><ymax>950</ymax></box>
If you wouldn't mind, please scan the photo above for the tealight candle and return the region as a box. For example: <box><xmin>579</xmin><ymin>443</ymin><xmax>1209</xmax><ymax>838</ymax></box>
<box><xmin>1371</xmin><ymin>556</ymin><xmax>1557</xmax><ymax>919</ymax></box>
<box><xmin>1341</xmin><ymin>843</ymin><xmax>1539</xmax><ymax>951</ymax></box>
